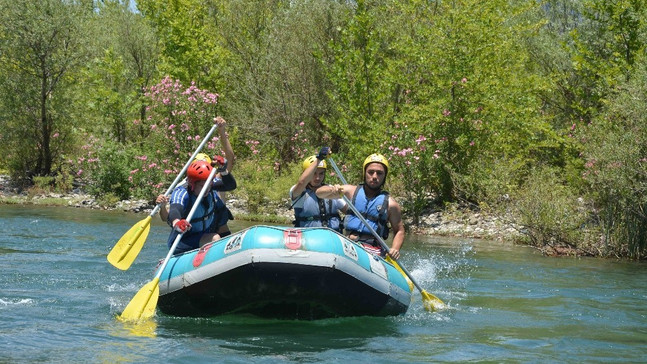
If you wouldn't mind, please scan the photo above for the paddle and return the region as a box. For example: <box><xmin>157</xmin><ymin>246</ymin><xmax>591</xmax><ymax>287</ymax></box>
<box><xmin>119</xmin><ymin>164</ymin><xmax>219</xmax><ymax>321</ymax></box>
<box><xmin>107</xmin><ymin>124</ymin><xmax>219</xmax><ymax>270</ymax></box>
<box><xmin>327</xmin><ymin>157</ymin><xmax>445</xmax><ymax>312</ymax></box>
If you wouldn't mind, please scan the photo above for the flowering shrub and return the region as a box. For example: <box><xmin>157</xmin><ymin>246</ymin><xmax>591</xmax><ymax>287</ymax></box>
<box><xmin>73</xmin><ymin>77</ymin><xmax>224</xmax><ymax>199</ymax></box>
<box><xmin>382</xmin><ymin>120</ymin><xmax>445</xmax><ymax>223</ymax></box>
<box><xmin>126</xmin><ymin>77</ymin><xmax>223</xmax><ymax>197</ymax></box>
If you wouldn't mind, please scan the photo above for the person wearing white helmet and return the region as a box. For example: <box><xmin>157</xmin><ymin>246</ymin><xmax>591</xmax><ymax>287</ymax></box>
<box><xmin>316</xmin><ymin>153</ymin><xmax>404</xmax><ymax>259</ymax></box>
<box><xmin>290</xmin><ymin>147</ymin><xmax>347</xmax><ymax>233</ymax></box>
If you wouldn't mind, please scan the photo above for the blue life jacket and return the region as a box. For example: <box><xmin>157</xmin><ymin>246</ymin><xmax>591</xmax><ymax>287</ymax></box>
<box><xmin>167</xmin><ymin>186</ymin><xmax>231</xmax><ymax>253</ymax></box>
<box><xmin>344</xmin><ymin>184</ymin><xmax>390</xmax><ymax>239</ymax></box>
<box><xmin>293</xmin><ymin>187</ymin><xmax>344</xmax><ymax>233</ymax></box>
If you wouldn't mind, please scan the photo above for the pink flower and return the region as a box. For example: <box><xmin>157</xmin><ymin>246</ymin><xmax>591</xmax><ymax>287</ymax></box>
<box><xmin>52</xmin><ymin>132</ymin><xmax>59</xmax><ymax>138</ymax></box>
<box><xmin>443</xmin><ymin>109</ymin><xmax>451</xmax><ymax>117</ymax></box>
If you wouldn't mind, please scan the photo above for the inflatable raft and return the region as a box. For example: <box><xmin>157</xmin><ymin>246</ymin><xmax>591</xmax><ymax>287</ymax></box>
<box><xmin>157</xmin><ymin>225</ymin><xmax>413</xmax><ymax>319</ymax></box>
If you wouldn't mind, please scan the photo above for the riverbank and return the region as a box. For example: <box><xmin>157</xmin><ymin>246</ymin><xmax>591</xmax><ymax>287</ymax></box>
<box><xmin>0</xmin><ymin>174</ymin><xmax>522</xmax><ymax>243</ymax></box>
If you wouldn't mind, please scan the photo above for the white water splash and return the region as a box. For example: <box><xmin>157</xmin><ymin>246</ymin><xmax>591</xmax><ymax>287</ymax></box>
<box><xmin>0</xmin><ymin>298</ymin><xmax>35</xmax><ymax>307</ymax></box>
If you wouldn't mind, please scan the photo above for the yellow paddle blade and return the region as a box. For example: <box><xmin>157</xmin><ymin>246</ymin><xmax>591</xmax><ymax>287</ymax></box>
<box><xmin>119</xmin><ymin>278</ymin><xmax>160</xmax><ymax>322</ymax></box>
<box><xmin>385</xmin><ymin>256</ymin><xmax>445</xmax><ymax>312</ymax></box>
<box><xmin>107</xmin><ymin>216</ymin><xmax>152</xmax><ymax>270</ymax></box>
<box><xmin>421</xmin><ymin>290</ymin><xmax>446</xmax><ymax>312</ymax></box>
<box><xmin>386</xmin><ymin>256</ymin><xmax>414</xmax><ymax>291</ymax></box>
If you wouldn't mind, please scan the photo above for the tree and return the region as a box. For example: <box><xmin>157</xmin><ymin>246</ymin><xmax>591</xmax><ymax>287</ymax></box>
<box><xmin>83</xmin><ymin>0</ymin><xmax>160</xmax><ymax>144</ymax></box>
<box><xmin>136</xmin><ymin>0</ymin><xmax>225</xmax><ymax>92</ymax></box>
<box><xmin>0</xmin><ymin>0</ymin><xmax>90</xmax><ymax>179</ymax></box>
<box><xmin>215</xmin><ymin>0</ymin><xmax>348</xmax><ymax>163</ymax></box>
<box><xmin>321</xmin><ymin>0</ymin><xmax>394</xmax><ymax>159</ymax></box>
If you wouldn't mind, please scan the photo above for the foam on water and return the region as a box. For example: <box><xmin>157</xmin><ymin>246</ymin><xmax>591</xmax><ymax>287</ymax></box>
<box><xmin>0</xmin><ymin>298</ymin><xmax>35</xmax><ymax>307</ymax></box>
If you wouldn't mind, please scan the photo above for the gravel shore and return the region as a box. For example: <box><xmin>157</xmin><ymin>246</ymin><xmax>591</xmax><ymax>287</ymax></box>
<box><xmin>0</xmin><ymin>174</ymin><xmax>521</xmax><ymax>242</ymax></box>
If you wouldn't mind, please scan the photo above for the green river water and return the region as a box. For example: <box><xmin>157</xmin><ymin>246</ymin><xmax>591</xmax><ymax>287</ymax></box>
<box><xmin>0</xmin><ymin>204</ymin><xmax>645</xmax><ymax>363</ymax></box>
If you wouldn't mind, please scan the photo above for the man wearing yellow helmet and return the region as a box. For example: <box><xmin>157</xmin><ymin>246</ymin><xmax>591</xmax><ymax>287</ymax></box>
<box><xmin>316</xmin><ymin>153</ymin><xmax>405</xmax><ymax>259</ymax></box>
<box><xmin>290</xmin><ymin>147</ymin><xmax>347</xmax><ymax>232</ymax></box>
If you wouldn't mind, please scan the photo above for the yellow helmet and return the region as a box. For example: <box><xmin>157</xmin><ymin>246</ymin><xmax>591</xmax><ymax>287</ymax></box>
<box><xmin>194</xmin><ymin>153</ymin><xmax>212</xmax><ymax>164</ymax></box>
<box><xmin>363</xmin><ymin>153</ymin><xmax>389</xmax><ymax>172</ymax></box>
<box><xmin>302</xmin><ymin>155</ymin><xmax>328</xmax><ymax>171</ymax></box>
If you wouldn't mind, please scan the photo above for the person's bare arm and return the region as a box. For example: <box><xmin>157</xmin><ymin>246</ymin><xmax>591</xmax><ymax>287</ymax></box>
<box><xmin>156</xmin><ymin>194</ymin><xmax>170</xmax><ymax>222</ymax></box>
<box><xmin>215</xmin><ymin>117</ymin><xmax>235</xmax><ymax>172</ymax></box>
<box><xmin>315</xmin><ymin>184</ymin><xmax>355</xmax><ymax>200</ymax></box>
<box><xmin>291</xmin><ymin>161</ymin><xmax>319</xmax><ymax>199</ymax></box>
<box><xmin>387</xmin><ymin>197</ymin><xmax>405</xmax><ymax>260</ymax></box>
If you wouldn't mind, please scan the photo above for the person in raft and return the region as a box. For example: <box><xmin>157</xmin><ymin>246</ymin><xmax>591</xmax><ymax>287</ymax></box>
<box><xmin>156</xmin><ymin>153</ymin><xmax>236</xmax><ymax>222</ymax></box>
<box><xmin>290</xmin><ymin>146</ymin><xmax>347</xmax><ymax>233</ymax></box>
<box><xmin>156</xmin><ymin>116</ymin><xmax>236</xmax><ymax>222</ymax></box>
<box><xmin>315</xmin><ymin>153</ymin><xmax>404</xmax><ymax>259</ymax></box>
<box><xmin>163</xmin><ymin>160</ymin><xmax>234</xmax><ymax>255</ymax></box>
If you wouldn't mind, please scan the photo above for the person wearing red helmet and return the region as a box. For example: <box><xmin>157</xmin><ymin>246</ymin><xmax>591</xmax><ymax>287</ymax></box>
<box><xmin>156</xmin><ymin>153</ymin><xmax>236</xmax><ymax>222</ymax></box>
<box><xmin>164</xmin><ymin>160</ymin><xmax>234</xmax><ymax>255</ymax></box>
<box><xmin>315</xmin><ymin>153</ymin><xmax>405</xmax><ymax>259</ymax></box>
<box><xmin>157</xmin><ymin>117</ymin><xmax>236</xmax><ymax>222</ymax></box>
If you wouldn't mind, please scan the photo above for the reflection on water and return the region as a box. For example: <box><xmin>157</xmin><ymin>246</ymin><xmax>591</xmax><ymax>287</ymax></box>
<box><xmin>110</xmin><ymin>318</ymin><xmax>158</xmax><ymax>338</ymax></box>
<box><xmin>156</xmin><ymin>314</ymin><xmax>401</xmax><ymax>355</ymax></box>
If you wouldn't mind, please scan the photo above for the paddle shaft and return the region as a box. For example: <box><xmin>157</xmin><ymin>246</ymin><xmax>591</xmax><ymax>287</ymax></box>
<box><xmin>153</xmin><ymin>166</ymin><xmax>219</xmax><ymax>281</ymax></box>
<box><xmin>149</xmin><ymin>123</ymin><xmax>219</xmax><ymax>217</ymax></box>
<box><xmin>328</xmin><ymin>157</ymin><xmax>428</xmax><ymax>294</ymax></box>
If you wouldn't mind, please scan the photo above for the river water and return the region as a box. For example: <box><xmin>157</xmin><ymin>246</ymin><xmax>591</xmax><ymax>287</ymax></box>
<box><xmin>1</xmin><ymin>204</ymin><xmax>645</xmax><ymax>363</ymax></box>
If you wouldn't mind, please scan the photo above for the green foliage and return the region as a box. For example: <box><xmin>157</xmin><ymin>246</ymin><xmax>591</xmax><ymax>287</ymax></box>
<box><xmin>217</xmin><ymin>0</ymin><xmax>346</xmax><ymax>163</ymax></box>
<box><xmin>83</xmin><ymin>1</ymin><xmax>160</xmax><ymax>144</ymax></box>
<box><xmin>0</xmin><ymin>0</ymin><xmax>91</xmax><ymax>178</ymax></box>
<box><xmin>510</xmin><ymin>166</ymin><xmax>589</xmax><ymax>249</ymax></box>
<box><xmin>564</xmin><ymin>0</ymin><xmax>647</xmax><ymax>123</ymax></box>
<box><xmin>232</xmin><ymin>158</ymin><xmax>300</xmax><ymax>215</ymax></box>
<box><xmin>2</xmin><ymin>0</ymin><xmax>647</xmax><ymax>260</ymax></box>
<box><xmin>136</xmin><ymin>0</ymin><xmax>224</xmax><ymax>91</ymax></box>
<box><xmin>32</xmin><ymin>176</ymin><xmax>55</xmax><ymax>193</ymax></box>
<box><xmin>321</xmin><ymin>0</ymin><xmax>394</xmax><ymax>159</ymax></box>
<box><xmin>71</xmin><ymin>78</ymin><xmax>222</xmax><ymax>199</ymax></box>
<box><xmin>86</xmin><ymin>141</ymin><xmax>134</xmax><ymax>200</ymax></box>
<box><xmin>581</xmin><ymin>58</ymin><xmax>647</xmax><ymax>258</ymax></box>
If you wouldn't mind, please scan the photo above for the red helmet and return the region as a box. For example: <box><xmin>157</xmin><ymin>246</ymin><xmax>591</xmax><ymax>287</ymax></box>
<box><xmin>187</xmin><ymin>160</ymin><xmax>212</xmax><ymax>183</ymax></box>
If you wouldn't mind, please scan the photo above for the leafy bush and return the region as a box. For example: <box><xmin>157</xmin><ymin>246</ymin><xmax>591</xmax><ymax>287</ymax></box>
<box><xmin>232</xmin><ymin>158</ymin><xmax>300</xmax><ymax>215</ymax></box>
<box><xmin>510</xmin><ymin>166</ymin><xmax>589</xmax><ymax>249</ymax></box>
<box><xmin>581</xmin><ymin>60</ymin><xmax>647</xmax><ymax>259</ymax></box>
<box><xmin>90</xmin><ymin>142</ymin><xmax>134</xmax><ymax>200</ymax></box>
